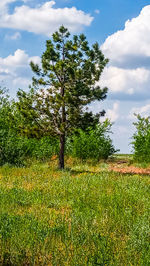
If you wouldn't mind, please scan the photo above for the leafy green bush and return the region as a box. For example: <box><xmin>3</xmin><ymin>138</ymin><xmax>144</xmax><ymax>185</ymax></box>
<box><xmin>31</xmin><ymin>137</ymin><xmax>59</xmax><ymax>160</ymax></box>
<box><xmin>0</xmin><ymin>89</ymin><xmax>59</xmax><ymax>165</ymax></box>
<box><xmin>0</xmin><ymin>90</ymin><xmax>29</xmax><ymax>165</ymax></box>
<box><xmin>66</xmin><ymin>120</ymin><xmax>116</xmax><ymax>160</ymax></box>
<box><xmin>0</xmin><ymin>131</ymin><xmax>58</xmax><ymax>166</ymax></box>
<box><xmin>132</xmin><ymin>114</ymin><xmax>150</xmax><ymax>162</ymax></box>
<box><xmin>0</xmin><ymin>133</ymin><xmax>32</xmax><ymax>166</ymax></box>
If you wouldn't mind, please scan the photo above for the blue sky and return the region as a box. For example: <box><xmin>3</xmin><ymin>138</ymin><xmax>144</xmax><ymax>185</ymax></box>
<box><xmin>0</xmin><ymin>0</ymin><xmax>150</xmax><ymax>153</ymax></box>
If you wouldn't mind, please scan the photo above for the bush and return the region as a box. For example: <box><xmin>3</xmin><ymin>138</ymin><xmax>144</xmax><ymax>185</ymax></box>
<box><xmin>66</xmin><ymin>120</ymin><xmax>116</xmax><ymax>160</ymax></box>
<box><xmin>31</xmin><ymin>137</ymin><xmax>59</xmax><ymax>160</ymax></box>
<box><xmin>0</xmin><ymin>132</ymin><xmax>31</xmax><ymax>166</ymax></box>
<box><xmin>0</xmin><ymin>90</ymin><xmax>59</xmax><ymax>165</ymax></box>
<box><xmin>0</xmin><ymin>130</ymin><xmax>59</xmax><ymax>166</ymax></box>
<box><xmin>0</xmin><ymin>91</ymin><xmax>28</xmax><ymax>165</ymax></box>
<box><xmin>0</xmin><ymin>134</ymin><xmax>59</xmax><ymax>166</ymax></box>
<box><xmin>132</xmin><ymin>114</ymin><xmax>150</xmax><ymax>162</ymax></box>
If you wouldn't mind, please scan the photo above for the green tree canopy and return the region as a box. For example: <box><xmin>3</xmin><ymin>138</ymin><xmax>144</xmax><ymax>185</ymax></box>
<box><xmin>17</xmin><ymin>26</ymin><xmax>109</xmax><ymax>168</ymax></box>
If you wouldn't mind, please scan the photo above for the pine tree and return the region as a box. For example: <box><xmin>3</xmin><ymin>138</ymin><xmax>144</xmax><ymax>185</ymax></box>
<box><xmin>17</xmin><ymin>26</ymin><xmax>108</xmax><ymax>169</ymax></box>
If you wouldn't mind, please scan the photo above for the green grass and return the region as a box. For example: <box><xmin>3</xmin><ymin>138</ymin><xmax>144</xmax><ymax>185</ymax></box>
<box><xmin>0</xmin><ymin>159</ymin><xmax>149</xmax><ymax>265</ymax></box>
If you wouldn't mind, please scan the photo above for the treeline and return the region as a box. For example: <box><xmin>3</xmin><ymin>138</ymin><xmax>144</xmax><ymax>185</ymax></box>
<box><xmin>1</xmin><ymin>89</ymin><xmax>150</xmax><ymax>166</ymax></box>
<box><xmin>0</xmin><ymin>88</ymin><xmax>116</xmax><ymax>166</ymax></box>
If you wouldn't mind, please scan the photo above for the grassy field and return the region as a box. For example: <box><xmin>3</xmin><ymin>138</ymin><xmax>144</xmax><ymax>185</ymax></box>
<box><xmin>0</xmin><ymin>158</ymin><xmax>149</xmax><ymax>265</ymax></box>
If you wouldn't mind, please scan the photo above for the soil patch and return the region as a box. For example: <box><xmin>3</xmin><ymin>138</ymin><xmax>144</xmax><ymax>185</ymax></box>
<box><xmin>110</xmin><ymin>165</ymin><xmax>150</xmax><ymax>175</ymax></box>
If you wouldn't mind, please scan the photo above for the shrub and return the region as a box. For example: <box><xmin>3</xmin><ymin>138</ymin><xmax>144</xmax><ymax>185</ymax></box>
<box><xmin>66</xmin><ymin>120</ymin><xmax>116</xmax><ymax>160</ymax></box>
<box><xmin>0</xmin><ymin>134</ymin><xmax>59</xmax><ymax>166</ymax></box>
<box><xmin>31</xmin><ymin>137</ymin><xmax>59</xmax><ymax>160</ymax></box>
<box><xmin>132</xmin><ymin>114</ymin><xmax>150</xmax><ymax>162</ymax></box>
<box><xmin>0</xmin><ymin>130</ymin><xmax>59</xmax><ymax>166</ymax></box>
<box><xmin>0</xmin><ymin>132</ymin><xmax>31</xmax><ymax>166</ymax></box>
<box><xmin>0</xmin><ymin>90</ymin><xmax>59</xmax><ymax>165</ymax></box>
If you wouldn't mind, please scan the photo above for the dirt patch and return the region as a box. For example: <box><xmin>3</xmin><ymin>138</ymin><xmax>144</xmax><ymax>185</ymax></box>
<box><xmin>110</xmin><ymin>165</ymin><xmax>150</xmax><ymax>175</ymax></box>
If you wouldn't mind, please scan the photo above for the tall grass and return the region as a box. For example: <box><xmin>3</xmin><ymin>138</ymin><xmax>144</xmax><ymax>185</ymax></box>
<box><xmin>0</xmin><ymin>160</ymin><xmax>149</xmax><ymax>265</ymax></box>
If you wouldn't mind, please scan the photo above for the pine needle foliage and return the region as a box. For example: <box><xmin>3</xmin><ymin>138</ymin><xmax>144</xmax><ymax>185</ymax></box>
<box><xmin>17</xmin><ymin>26</ymin><xmax>109</xmax><ymax>168</ymax></box>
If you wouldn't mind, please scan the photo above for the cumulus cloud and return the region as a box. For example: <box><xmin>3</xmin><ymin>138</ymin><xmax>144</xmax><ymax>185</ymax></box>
<box><xmin>0</xmin><ymin>1</ymin><xmax>93</xmax><ymax>36</ymax></box>
<box><xmin>0</xmin><ymin>49</ymin><xmax>28</xmax><ymax>69</ymax></box>
<box><xmin>101</xmin><ymin>5</ymin><xmax>150</xmax><ymax>67</ymax></box>
<box><xmin>0</xmin><ymin>49</ymin><xmax>40</xmax><ymax>93</ymax></box>
<box><xmin>99</xmin><ymin>5</ymin><xmax>150</xmax><ymax>102</ymax></box>
<box><xmin>100</xmin><ymin>66</ymin><xmax>150</xmax><ymax>99</ymax></box>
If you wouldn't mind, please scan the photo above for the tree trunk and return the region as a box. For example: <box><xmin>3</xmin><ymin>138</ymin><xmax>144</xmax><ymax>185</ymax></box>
<box><xmin>59</xmin><ymin>42</ymin><xmax>66</xmax><ymax>169</ymax></box>
<box><xmin>59</xmin><ymin>134</ymin><xmax>65</xmax><ymax>169</ymax></box>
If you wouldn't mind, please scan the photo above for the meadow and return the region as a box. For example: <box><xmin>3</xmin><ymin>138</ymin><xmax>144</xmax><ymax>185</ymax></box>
<box><xmin>0</xmin><ymin>157</ymin><xmax>149</xmax><ymax>265</ymax></box>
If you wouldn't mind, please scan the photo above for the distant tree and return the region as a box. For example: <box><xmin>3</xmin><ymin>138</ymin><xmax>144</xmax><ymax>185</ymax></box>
<box><xmin>17</xmin><ymin>26</ymin><xmax>108</xmax><ymax>169</ymax></box>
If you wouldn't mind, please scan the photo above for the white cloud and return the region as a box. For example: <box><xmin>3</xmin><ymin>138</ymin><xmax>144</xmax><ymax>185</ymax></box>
<box><xmin>100</xmin><ymin>102</ymin><xmax>119</xmax><ymax>122</ymax></box>
<box><xmin>99</xmin><ymin>6</ymin><xmax>150</xmax><ymax>102</ymax></box>
<box><xmin>101</xmin><ymin>5</ymin><xmax>150</xmax><ymax>66</ymax></box>
<box><xmin>0</xmin><ymin>1</ymin><xmax>93</xmax><ymax>36</ymax></box>
<box><xmin>106</xmin><ymin>102</ymin><xmax>119</xmax><ymax>122</ymax></box>
<box><xmin>0</xmin><ymin>49</ymin><xmax>40</xmax><ymax>94</ymax></box>
<box><xmin>0</xmin><ymin>49</ymin><xmax>40</xmax><ymax>70</ymax></box>
<box><xmin>100</xmin><ymin>66</ymin><xmax>150</xmax><ymax>97</ymax></box>
<box><xmin>0</xmin><ymin>49</ymin><xmax>28</xmax><ymax>69</ymax></box>
<box><xmin>29</xmin><ymin>56</ymin><xmax>41</xmax><ymax>65</ymax></box>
